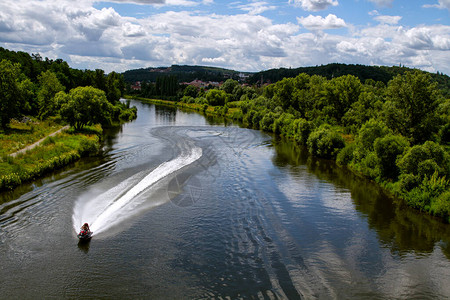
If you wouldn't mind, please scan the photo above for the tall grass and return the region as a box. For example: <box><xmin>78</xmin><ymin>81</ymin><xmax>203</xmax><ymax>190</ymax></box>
<box><xmin>0</xmin><ymin>118</ymin><xmax>65</xmax><ymax>157</ymax></box>
<box><xmin>0</xmin><ymin>127</ymin><xmax>101</xmax><ymax>190</ymax></box>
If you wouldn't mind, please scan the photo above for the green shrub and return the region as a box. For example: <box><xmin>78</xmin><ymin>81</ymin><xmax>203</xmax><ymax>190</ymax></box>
<box><xmin>337</xmin><ymin>143</ymin><xmax>356</xmax><ymax>166</ymax></box>
<box><xmin>240</xmin><ymin>101</ymin><xmax>251</xmax><ymax>114</ymax></box>
<box><xmin>373</xmin><ymin>133</ymin><xmax>409</xmax><ymax>179</ymax></box>
<box><xmin>42</xmin><ymin>136</ymin><xmax>56</xmax><ymax>145</ymax></box>
<box><xmin>359</xmin><ymin>151</ymin><xmax>380</xmax><ymax>179</ymax></box>
<box><xmin>230</xmin><ymin>110</ymin><xmax>243</xmax><ymax>121</ymax></box>
<box><xmin>439</xmin><ymin>122</ymin><xmax>450</xmax><ymax>145</ymax></box>
<box><xmin>260</xmin><ymin>112</ymin><xmax>276</xmax><ymax>132</ymax></box>
<box><xmin>397</xmin><ymin>141</ymin><xmax>449</xmax><ymax>178</ymax></box>
<box><xmin>430</xmin><ymin>190</ymin><xmax>450</xmax><ymax>222</ymax></box>
<box><xmin>119</xmin><ymin>107</ymin><xmax>137</xmax><ymax>121</ymax></box>
<box><xmin>79</xmin><ymin>138</ymin><xmax>100</xmax><ymax>156</ymax></box>
<box><xmin>405</xmin><ymin>172</ymin><xmax>449</xmax><ymax>216</ymax></box>
<box><xmin>292</xmin><ymin>118</ymin><xmax>314</xmax><ymax>145</ymax></box>
<box><xmin>273</xmin><ymin>113</ymin><xmax>294</xmax><ymax>136</ymax></box>
<box><xmin>354</xmin><ymin>119</ymin><xmax>391</xmax><ymax>161</ymax></box>
<box><xmin>0</xmin><ymin>173</ymin><xmax>22</xmax><ymax>190</ymax></box>
<box><xmin>307</xmin><ymin>125</ymin><xmax>345</xmax><ymax>159</ymax></box>
<box><xmin>399</xmin><ymin>173</ymin><xmax>421</xmax><ymax>192</ymax></box>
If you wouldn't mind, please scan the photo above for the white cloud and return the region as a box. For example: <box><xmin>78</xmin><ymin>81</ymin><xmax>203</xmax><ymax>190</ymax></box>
<box><xmin>164</xmin><ymin>0</ymin><xmax>200</xmax><ymax>6</ymax></box>
<box><xmin>373</xmin><ymin>15</ymin><xmax>402</xmax><ymax>25</ymax></box>
<box><xmin>298</xmin><ymin>14</ymin><xmax>346</xmax><ymax>30</ymax></box>
<box><xmin>423</xmin><ymin>0</ymin><xmax>450</xmax><ymax>11</ymax></box>
<box><xmin>289</xmin><ymin>0</ymin><xmax>338</xmax><ymax>11</ymax></box>
<box><xmin>72</xmin><ymin>8</ymin><xmax>121</xmax><ymax>41</ymax></box>
<box><xmin>122</xmin><ymin>22</ymin><xmax>146</xmax><ymax>37</ymax></box>
<box><xmin>236</xmin><ymin>2</ymin><xmax>277</xmax><ymax>15</ymax></box>
<box><xmin>400</xmin><ymin>26</ymin><xmax>450</xmax><ymax>51</ymax></box>
<box><xmin>367</xmin><ymin>0</ymin><xmax>394</xmax><ymax>7</ymax></box>
<box><xmin>100</xmin><ymin>0</ymin><xmax>164</xmax><ymax>4</ymax></box>
<box><xmin>97</xmin><ymin>0</ymin><xmax>207</xmax><ymax>5</ymax></box>
<box><xmin>0</xmin><ymin>0</ymin><xmax>449</xmax><ymax>76</ymax></box>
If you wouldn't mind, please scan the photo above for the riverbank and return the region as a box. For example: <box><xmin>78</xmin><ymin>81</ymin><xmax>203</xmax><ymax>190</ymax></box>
<box><xmin>124</xmin><ymin>96</ymin><xmax>241</xmax><ymax>120</ymax></box>
<box><xmin>0</xmin><ymin>119</ymin><xmax>102</xmax><ymax>190</ymax></box>
<box><xmin>127</xmin><ymin>95</ymin><xmax>449</xmax><ymax>223</ymax></box>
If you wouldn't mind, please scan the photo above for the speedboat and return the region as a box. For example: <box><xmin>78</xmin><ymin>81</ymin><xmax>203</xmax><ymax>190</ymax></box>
<box><xmin>77</xmin><ymin>230</ymin><xmax>93</xmax><ymax>241</ymax></box>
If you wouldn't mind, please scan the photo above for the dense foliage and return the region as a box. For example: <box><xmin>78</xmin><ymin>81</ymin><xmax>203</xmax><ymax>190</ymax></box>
<box><xmin>123</xmin><ymin>65</ymin><xmax>249</xmax><ymax>84</ymax></box>
<box><xmin>248</xmin><ymin>63</ymin><xmax>450</xmax><ymax>98</ymax></box>
<box><xmin>172</xmin><ymin>71</ymin><xmax>450</xmax><ymax>222</ymax></box>
<box><xmin>0</xmin><ymin>47</ymin><xmax>136</xmax><ymax>130</ymax></box>
<box><xmin>0</xmin><ymin>48</ymin><xmax>137</xmax><ymax>190</ymax></box>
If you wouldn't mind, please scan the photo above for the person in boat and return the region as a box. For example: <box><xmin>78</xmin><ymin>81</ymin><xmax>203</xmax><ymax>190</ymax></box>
<box><xmin>80</xmin><ymin>223</ymin><xmax>90</xmax><ymax>235</ymax></box>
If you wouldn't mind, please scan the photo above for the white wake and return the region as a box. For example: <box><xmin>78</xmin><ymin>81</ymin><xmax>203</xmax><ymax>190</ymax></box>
<box><xmin>72</xmin><ymin>146</ymin><xmax>202</xmax><ymax>236</ymax></box>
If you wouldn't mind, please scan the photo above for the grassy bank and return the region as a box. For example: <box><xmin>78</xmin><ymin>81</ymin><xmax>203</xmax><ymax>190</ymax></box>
<box><xmin>124</xmin><ymin>96</ymin><xmax>241</xmax><ymax>119</ymax></box>
<box><xmin>0</xmin><ymin>119</ymin><xmax>102</xmax><ymax>190</ymax></box>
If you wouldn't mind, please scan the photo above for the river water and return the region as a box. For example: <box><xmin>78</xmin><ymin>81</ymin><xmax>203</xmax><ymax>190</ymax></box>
<box><xmin>1</xmin><ymin>100</ymin><xmax>450</xmax><ymax>299</ymax></box>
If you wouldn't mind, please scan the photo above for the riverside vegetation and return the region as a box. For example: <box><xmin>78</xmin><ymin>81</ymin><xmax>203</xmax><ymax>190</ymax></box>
<box><xmin>0</xmin><ymin>48</ymin><xmax>137</xmax><ymax>190</ymax></box>
<box><xmin>129</xmin><ymin>69</ymin><xmax>450</xmax><ymax>222</ymax></box>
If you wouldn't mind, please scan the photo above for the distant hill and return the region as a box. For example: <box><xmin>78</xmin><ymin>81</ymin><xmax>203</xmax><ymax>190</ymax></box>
<box><xmin>123</xmin><ymin>63</ymin><xmax>450</xmax><ymax>97</ymax></box>
<box><xmin>122</xmin><ymin>65</ymin><xmax>252</xmax><ymax>84</ymax></box>
<box><xmin>248</xmin><ymin>63</ymin><xmax>450</xmax><ymax>97</ymax></box>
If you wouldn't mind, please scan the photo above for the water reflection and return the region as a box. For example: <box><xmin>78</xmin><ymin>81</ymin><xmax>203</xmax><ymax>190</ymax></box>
<box><xmin>77</xmin><ymin>239</ymin><xmax>91</xmax><ymax>253</ymax></box>
<box><xmin>271</xmin><ymin>136</ymin><xmax>450</xmax><ymax>259</ymax></box>
<box><xmin>154</xmin><ymin>105</ymin><xmax>177</xmax><ymax>124</ymax></box>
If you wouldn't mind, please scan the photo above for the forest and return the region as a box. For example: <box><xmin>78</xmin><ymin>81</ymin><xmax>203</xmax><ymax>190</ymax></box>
<box><xmin>134</xmin><ymin>69</ymin><xmax>450</xmax><ymax>222</ymax></box>
<box><xmin>0</xmin><ymin>47</ymin><xmax>137</xmax><ymax>190</ymax></box>
<box><xmin>248</xmin><ymin>63</ymin><xmax>450</xmax><ymax>98</ymax></box>
<box><xmin>123</xmin><ymin>65</ymin><xmax>249</xmax><ymax>84</ymax></box>
<box><xmin>0</xmin><ymin>47</ymin><xmax>136</xmax><ymax>130</ymax></box>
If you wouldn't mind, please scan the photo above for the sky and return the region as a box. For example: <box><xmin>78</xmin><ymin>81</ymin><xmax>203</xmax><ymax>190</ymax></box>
<box><xmin>0</xmin><ymin>0</ymin><xmax>449</xmax><ymax>74</ymax></box>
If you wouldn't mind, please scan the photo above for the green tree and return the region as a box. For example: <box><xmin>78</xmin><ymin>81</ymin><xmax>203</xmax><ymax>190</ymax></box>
<box><xmin>92</xmin><ymin>69</ymin><xmax>106</xmax><ymax>91</ymax></box>
<box><xmin>17</xmin><ymin>77</ymin><xmax>36</xmax><ymax>115</ymax></box>
<box><xmin>355</xmin><ymin>119</ymin><xmax>391</xmax><ymax>161</ymax></box>
<box><xmin>383</xmin><ymin>71</ymin><xmax>442</xmax><ymax>144</ymax></box>
<box><xmin>183</xmin><ymin>85</ymin><xmax>198</xmax><ymax>98</ymax></box>
<box><xmin>37</xmin><ymin>70</ymin><xmax>65</xmax><ymax>119</ymax></box>
<box><xmin>322</xmin><ymin>75</ymin><xmax>362</xmax><ymax>124</ymax></box>
<box><xmin>307</xmin><ymin>125</ymin><xmax>345</xmax><ymax>159</ymax></box>
<box><xmin>272</xmin><ymin>77</ymin><xmax>295</xmax><ymax>110</ymax></box>
<box><xmin>206</xmin><ymin>89</ymin><xmax>227</xmax><ymax>106</ymax></box>
<box><xmin>397</xmin><ymin>141</ymin><xmax>450</xmax><ymax>180</ymax></box>
<box><xmin>59</xmin><ymin>86</ymin><xmax>114</xmax><ymax>130</ymax></box>
<box><xmin>221</xmin><ymin>79</ymin><xmax>239</xmax><ymax>94</ymax></box>
<box><xmin>105</xmin><ymin>71</ymin><xmax>123</xmax><ymax>103</ymax></box>
<box><xmin>342</xmin><ymin>86</ymin><xmax>383</xmax><ymax>131</ymax></box>
<box><xmin>374</xmin><ymin>134</ymin><xmax>410</xmax><ymax>179</ymax></box>
<box><xmin>0</xmin><ymin>59</ymin><xmax>22</xmax><ymax>128</ymax></box>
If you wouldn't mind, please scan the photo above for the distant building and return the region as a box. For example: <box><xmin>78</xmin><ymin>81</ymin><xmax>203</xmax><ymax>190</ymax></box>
<box><xmin>131</xmin><ymin>81</ymin><xmax>141</xmax><ymax>91</ymax></box>
<box><xmin>181</xmin><ymin>80</ymin><xmax>222</xmax><ymax>89</ymax></box>
<box><xmin>238</xmin><ymin>73</ymin><xmax>250</xmax><ymax>81</ymax></box>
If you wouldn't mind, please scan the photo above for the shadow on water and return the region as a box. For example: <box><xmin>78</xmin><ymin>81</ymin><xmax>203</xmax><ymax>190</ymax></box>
<box><xmin>77</xmin><ymin>239</ymin><xmax>91</xmax><ymax>253</ymax></box>
<box><xmin>271</xmin><ymin>136</ymin><xmax>450</xmax><ymax>259</ymax></box>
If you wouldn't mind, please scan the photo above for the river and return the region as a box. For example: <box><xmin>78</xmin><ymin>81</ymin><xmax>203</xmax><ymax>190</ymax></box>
<box><xmin>1</xmin><ymin>100</ymin><xmax>450</xmax><ymax>299</ymax></box>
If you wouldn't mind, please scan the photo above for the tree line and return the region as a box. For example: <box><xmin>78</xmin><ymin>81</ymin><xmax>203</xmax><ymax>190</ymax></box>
<box><xmin>175</xmin><ymin>72</ymin><xmax>449</xmax><ymax>222</ymax></box>
<box><xmin>248</xmin><ymin>63</ymin><xmax>450</xmax><ymax>98</ymax></box>
<box><xmin>123</xmin><ymin>65</ymin><xmax>247</xmax><ymax>84</ymax></box>
<box><xmin>0</xmin><ymin>47</ymin><xmax>135</xmax><ymax>130</ymax></box>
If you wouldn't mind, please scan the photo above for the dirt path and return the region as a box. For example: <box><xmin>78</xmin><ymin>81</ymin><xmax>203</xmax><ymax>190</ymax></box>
<box><xmin>9</xmin><ymin>125</ymin><xmax>70</xmax><ymax>158</ymax></box>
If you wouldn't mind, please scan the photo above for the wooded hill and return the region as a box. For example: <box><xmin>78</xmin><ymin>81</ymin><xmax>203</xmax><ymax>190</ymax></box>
<box><xmin>122</xmin><ymin>65</ymin><xmax>251</xmax><ymax>83</ymax></box>
<box><xmin>249</xmin><ymin>63</ymin><xmax>450</xmax><ymax>97</ymax></box>
<box><xmin>123</xmin><ymin>63</ymin><xmax>450</xmax><ymax>98</ymax></box>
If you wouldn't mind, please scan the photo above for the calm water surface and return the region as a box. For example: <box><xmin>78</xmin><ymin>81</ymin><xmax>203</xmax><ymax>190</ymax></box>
<box><xmin>1</xmin><ymin>100</ymin><xmax>450</xmax><ymax>299</ymax></box>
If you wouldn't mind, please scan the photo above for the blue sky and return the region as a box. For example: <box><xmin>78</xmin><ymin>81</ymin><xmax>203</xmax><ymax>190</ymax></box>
<box><xmin>1</xmin><ymin>0</ymin><xmax>449</xmax><ymax>74</ymax></box>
